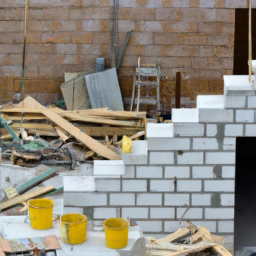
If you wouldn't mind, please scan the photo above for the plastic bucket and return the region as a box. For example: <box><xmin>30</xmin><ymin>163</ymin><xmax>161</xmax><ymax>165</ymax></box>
<box><xmin>28</xmin><ymin>199</ymin><xmax>54</xmax><ymax>230</ymax></box>
<box><xmin>61</xmin><ymin>213</ymin><xmax>87</xmax><ymax>245</ymax></box>
<box><xmin>103</xmin><ymin>218</ymin><xmax>129</xmax><ymax>249</ymax></box>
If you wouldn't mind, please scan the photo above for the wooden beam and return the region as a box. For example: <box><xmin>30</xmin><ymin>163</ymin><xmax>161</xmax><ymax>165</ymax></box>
<box><xmin>176</xmin><ymin>72</ymin><xmax>181</xmax><ymax>108</ymax></box>
<box><xmin>33</xmin><ymin>98</ymin><xmax>121</xmax><ymax>160</ymax></box>
<box><xmin>0</xmin><ymin>185</ymin><xmax>55</xmax><ymax>211</ymax></box>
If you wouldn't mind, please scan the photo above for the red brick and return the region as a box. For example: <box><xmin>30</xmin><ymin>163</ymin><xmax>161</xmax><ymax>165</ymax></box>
<box><xmin>39</xmin><ymin>65</ymin><xmax>55</xmax><ymax>78</ymax></box>
<box><xmin>164</xmin><ymin>45</ymin><xmax>198</xmax><ymax>57</ymax></box>
<box><xmin>207</xmin><ymin>34</ymin><xmax>229</xmax><ymax>45</ymax></box>
<box><xmin>56</xmin><ymin>44</ymin><xmax>77</xmax><ymax>54</ymax></box>
<box><xmin>130</xmin><ymin>8</ymin><xmax>155</xmax><ymax>20</ymax></box>
<box><xmin>29</xmin><ymin>9</ymin><xmax>44</xmax><ymax>20</ymax></box>
<box><xmin>162</xmin><ymin>0</ymin><xmax>190</xmax><ymax>7</ymax></box>
<box><xmin>29</xmin><ymin>21</ymin><xmax>62</xmax><ymax>31</ymax></box>
<box><xmin>42</xmin><ymin>32</ymin><xmax>71</xmax><ymax>43</ymax></box>
<box><xmin>183</xmin><ymin>34</ymin><xmax>206</xmax><ymax>45</ymax></box>
<box><xmin>164</xmin><ymin>22</ymin><xmax>197</xmax><ymax>33</ymax></box>
<box><xmin>222</xmin><ymin>57</ymin><xmax>233</xmax><ymax>69</ymax></box>
<box><xmin>28</xmin><ymin>32</ymin><xmax>42</xmax><ymax>43</ymax></box>
<box><xmin>27</xmin><ymin>44</ymin><xmax>56</xmax><ymax>54</ymax></box>
<box><xmin>154</xmin><ymin>34</ymin><xmax>184</xmax><ymax>45</ymax></box>
<box><xmin>81</xmin><ymin>44</ymin><xmax>101</xmax><ymax>55</ymax></box>
<box><xmin>216</xmin><ymin>9</ymin><xmax>235</xmax><ymax>22</ymax></box>
<box><xmin>124</xmin><ymin>45</ymin><xmax>144</xmax><ymax>56</ymax></box>
<box><xmin>0</xmin><ymin>32</ymin><xmax>23</xmax><ymax>44</ymax></box>
<box><xmin>216</xmin><ymin>46</ymin><xmax>233</xmax><ymax>57</ymax></box>
<box><xmin>71</xmin><ymin>32</ymin><xmax>92</xmax><ymax>43</ymax></box>
<box><xmin>0</xmin><ymin>21</ymin><xmax>23</xmax><ymax>32</ymax></box>
<box><xmin>0</xmin><ymin>44</ymin><xmax>23</xmax><ymax>54</ymax></box>
<box><xmin>119</xmin><ymin>20</ymin><xmax>135</xmax><ymax>32</ymax></box>
<box><xmin>83</xmin><ymin>20</ymin><xmax>110</xmax><ymax>32</ymax></box>
<box><xmin>130</xmin><ymin>33</ymin><xmax>153</xmax><ymax>45</ymax></box>
<box><xmin>119</xmin><ymin>8</ymin><xmax>130</xmax><ymax>20</ymax></box>
<box><xmin>43</xmin><ymin>8</ymin><xmax>69</xmax><ymax>20</ymax></box>
<box><xmin>83</xmin><ymin>7</ymin><xmax>112</xmax><ymax>19</ymax></box>
<box><xmin>92</xmin><ymin>32</ymin><xmax>111</xmax><ymax>43</ymax></box>
<box><xmin>182</xmin><ymin>8</ymin><xmax>216</xmax><ymax>21</ymax></box>
<box><xmin>144</xmin><ymin>45</ymin><xmax>164</xmax><ymax>57</ymax></box>
<box><xmin>82</xmin><ymin>0</ymin><xmax>111</xmax><ymax>6</ymax></box>
<box><xmin>198</xmin><ymin>46</ymin><xmax>216</xmax><ymax>56</ymax></box>
<box><xmin>155</xmin><ymin>8</ymin><xmax>182</xmax><ymax>21</ymax></box>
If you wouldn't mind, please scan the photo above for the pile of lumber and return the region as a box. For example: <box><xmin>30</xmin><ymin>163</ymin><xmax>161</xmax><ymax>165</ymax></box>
<box><xmin>0</xmin><ymin>96</ymin><xmax>146</xmax><ymax>160</ymax></box>
<box><xmin>146</xmin><ymin>221</ymin><xmax>232</xmax><ymax>256</ymax></box>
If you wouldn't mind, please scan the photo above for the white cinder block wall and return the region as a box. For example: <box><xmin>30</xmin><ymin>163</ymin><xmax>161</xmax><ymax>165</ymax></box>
<box><xmin>64</xmin><ymin>75</ymin><xmax>256</xmax><ymax>241</ymax></box>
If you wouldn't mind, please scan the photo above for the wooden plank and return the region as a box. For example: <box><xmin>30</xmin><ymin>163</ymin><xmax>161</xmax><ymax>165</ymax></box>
<box><xmin>32</xmin><ymin>97</ymin><xmax>121</xmax><ymax>160</ymax></box>
<box><xmin>0</xmin><ymin>185</ymin><xmax>55</xmax><ymax>211</ymax></box>
<box><xmin>27</xmin><ymin>129</ymin><xmax>58</xmax><ymax>137</ymax></box>
<box><xmin>10</xmin><ymin>123</ymin><xmax>54</xmax><ymax>129</ymax></box>
<box><xmin>155</xmin><ymin>228</ymin><xmax>190</xmax><ymax>244</ymax></box>
<box><xmin>55</xmin><ymin>126</ymin><xmax>70</xmax><ymax>141</ymax></box>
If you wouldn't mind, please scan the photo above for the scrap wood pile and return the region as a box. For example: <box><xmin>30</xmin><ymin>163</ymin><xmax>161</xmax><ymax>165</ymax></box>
<box><xmin>146</xmin><ymin>221</ymin><xmax>233</xmax><ymax>256</ymax></box>
<box><xmin>0</xmin><ymin>96</ymin><xmax>146</xmax><ymax>167</ymax></box>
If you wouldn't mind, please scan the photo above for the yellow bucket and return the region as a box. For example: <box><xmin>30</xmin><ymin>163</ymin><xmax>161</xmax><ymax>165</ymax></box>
<box><xmin>103</xmin><ymin>218</ymin><xmax>129</xmax><ymax>249</ymax></box>
<box><xmin>28</xmin><ymin>198</ymin><xmax>54</xmax><ymax>230</ymax></box>
<box><xmin>61</xmin><ymin>213</ymin><xmax>87</xmax><ymax>245</ymax></box>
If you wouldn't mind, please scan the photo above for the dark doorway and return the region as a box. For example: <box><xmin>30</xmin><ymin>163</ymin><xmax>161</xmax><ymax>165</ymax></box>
<box><xmin>233</xmin><ymin>9</ymin><xmax>256</xmax><ymax>75</ymax></box>
<box><xmin>234</xmin><ymin>137</ymin><xmax>256</xmax><ymax>252</ymax></box>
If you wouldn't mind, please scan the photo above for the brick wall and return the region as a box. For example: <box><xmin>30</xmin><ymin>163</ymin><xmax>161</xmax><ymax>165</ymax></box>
<box><xmin>0</xmin><ymin>0</ymin><xmax>252</xmax><ymax>105</ymax></box>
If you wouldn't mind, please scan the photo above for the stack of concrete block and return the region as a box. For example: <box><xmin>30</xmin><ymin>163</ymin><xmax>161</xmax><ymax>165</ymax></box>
<box><xmin>63</xmin><ymin>75</ymin><xmax>256</xmax><ymax>243</ymax></box>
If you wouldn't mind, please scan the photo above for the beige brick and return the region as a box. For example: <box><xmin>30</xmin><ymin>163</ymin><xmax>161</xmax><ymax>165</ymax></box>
<box><xmin>42</xmin><ymin>32</ymin><xmax>71</xmax><ymax>43</ymax></box>
<box><xmin>27</xmin><ymin>32</ymin><xmax>42</xmax><ymax>43</ymax></box>
<box><xmin>184</xmin><ymin>34</ymin><xmax>207</xmax><ymax>45</ymax></box>
<box><xmin>155</xmin><ymin>8</ymin><xmax>182</xmax><ymax>21</ymax></box>
<box><xmin>27</xmin><ymin>44</ymin><xmax>56</xmax><ymax>54</ymax></box>
<box><xmin>192</xmin><ymin>57</ymin><xmax>222</xmax><ymax>69</ymax></box>
<box><xmin>0</xmin><ymin>21</ymin><xmax>23</xmax><ymax>32</ymax></box>
<box><xmin>82</xmin><ymin>0</ymin><xmax>111</xmax><ymax>6</ymax></box>
<box><xmin>119</xmin><ymin>20</ymin><xmax>135</xmax><ymax>32</ymax></box>
<box><xmin>29</xmin><ymin>21</ymin><xmax>62</xmax><ymax>31</ymax></box>
<box><xmin>83</xmin><ymin>20</ymin><xmax>110</xmax><ymax>32</ymax></box>
<box><xmin>60</xmin><ymin>21</ymin><xmax>77</xmax><ymax>31</ymax></box>
<box><xmin>199</xmin><ymin>46</ymin><xmax>216</xmax><ymax>56</ymax></box>
<box><xmin>163</xmin><ymin>0</ymin><xmax>190</xmax><ymax>7</ymax></box>
<box><xmin>135</xmin><ymin>21</ymin><xmax>165</xmax><ymax>33</ymax></box>
<box><xmin>124</xmin><ymin>45</ymin><xmax>144</xmax><ymax>56</ymax></box>
<box><xmin>71</xmin><ymin>32</ymin><xmax>92</xmax><ymax>43</ymax></box>
<box><xmin>0</xmin><ymin>44</ymin><xmax>23</xmax><ymax>54</ymax></box>
<box><xmin>222</xmin><ymin>58</ymin><xmax>233</xmax><ymax>69</ymax></box>
<box><xmin>165</xmin><ymin>22</ymin><xmax>197</xmax><ymax>33</ymax></box>
<box><xmin>119</xmin><ymin>56</ymin><xmax>140</xmax><ymax>67</ymax></box>
<box><xmin>29</xmin><ymin>9</ymin><xmax>44</xmax><ymax>20</ymax></box>
<box><xmin>39</xmin><ymin>65</ymin><xmax>55</xmax><ymax>79</ymax></box>
<box><xmin>70</xmin><ymin>9</ymin><xmax>83</xmax><ymax>19</ymax></box>
<box><xmin>220</xmin><ymin>23</ymin><xmax>235</xmax><ymax>33</ymax></box>
<box><xmin>81</xmin><ymin>44</ymin><xmax>101</xmax><ymax>55</ymax></box>
<box><xmin>164</xmin><ymin>45</ymin><xmax>198</xmax><ymax>57</ymax></box>
<box><xmin>225</xmin><ymin>0</ymin><xmax>247</xmax><ymax>8</ymax></box>
<box><xmin>43</xmin><ymin>8</ymin><xmax>69</xmax><ymax>20</ymax></box>
<box><xmin>207</xmin><ymin>34</ymin><xmax>229</xmax><ymax>45</ymax></box>
<box><xmin>182</xmin><ymin>8</ymin><xmax>216</xmax><ymax>21</ymax></box>
<box><xmin>130</xmin><ymin>8</ymin><xmax>155</xmax><ymax>21</ymax></box>
<box><xmin>56</xmin><ymin>44</ymin><xmax>77</xmax><ymax>54</ymax></box>
<box><xmin>0</xmin><ymin>32</ymin><xmax>23</xmax><ymax>43</ymax></box>
<box><xmin>92</xmin><ymin>32</ymin><xmax>111</xmax><ymax>43</ymax></box>
<box><xmin>83</xmin><ymin>7</ymin><xmax>112</xmax><ymax>19</ymax></box>
<box><xmin>144</xmin><ymin>45</ymin><xmax>164</xmax><ymax>57</ymax></box>
<box><xmin>216</xmin><ymin>46</ymin><xmax>233</xmax><ymax>57</ymax></box>
<box><xmin>216</xmin><ymin>9</ymin><xmax>235</xmax><ymax>22</ymax></box>
<box><xmin>145</xmin><ymin>0</ymin><xmax>162</xmax><ymax>8</ymax></box>
<box><xmin>154</xmin><ymin>34</ymin><xmax>184</xmax><ymax>45</ymax></box>
<box><xmin>130</xmin><ymin>33</ymin><xmax>153</xmax><ymax>45</ymax></box>
<box><xmin>119</xmin><ymin>8</ymin><xmax>130</xmax><ymax>20</ymax></box>
<box><xmin>198</xmin><ymin>22</ymin><xmax>218</xmax><ymax>33</ymax></box>
<box><xmin>0</xmin><ymin>8</ymin><xmax>24</xmax><ymax>20</ymax></box>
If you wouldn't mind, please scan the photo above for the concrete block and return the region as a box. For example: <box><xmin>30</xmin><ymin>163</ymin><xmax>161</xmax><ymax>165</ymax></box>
<box><xmin>197</xmin><ymin>95</ymin><xmax>224</xmax><ymax>109</ymax></box>
<box><xmin>177</xmin><ymin>152</ymin><xmax>204</xmax><ymax>164</ymax></box>
<box><xmin>165</xmin><ymin>221</ymin><xmax>217</xmax><ymax>233</ymax></box>
<box><xmin>245</xmin><ymin>124</ymin><xmax>256</xmax><ymax>136</ymax></box>
<box><xmin>150</xmin><ymin>207</ymin><xmax>175</xmax><ymax>219</ymax></box>
<box><xmin>147</xmin><ymin>123</ymin><xmax>174</xmax><ymax>138</ymax></box>
<box><xmin>172</xmin><ymin>108</ymin><xmax>199</xmax><ymax>122</ymax></box>
<box><xmin>136</xmin><ymin>166</ymin><xmax>163</xmax><ymax>178</ymax></box>
<box><xmin>64</xmin><ymin>207</ymin><xmax>84</xmax><ymax>214</ymax></box>
<box><xmin>136</xmin><ymin>221</ymin><xmax>162</xmax><ymax>232</ymax></box>
<box><xmin>165</xmin><ymin>166</ymin><xmax>190</xmax><ymax>178</ymax></box>
<box><xmin>222</xmin><ymin>166</ymin><xmax>235</xmax><ymax>178</ymax></box>
<box><xmin>199</xmin><ymin>109</ymin><xmax>233</xmax><ymax>123</ymax></box>
<box><xmin>150</xmin><ymin>180</ymin><xmax>175</xmax><ymax>192</ymax></box>
<box><xmin>248</xmin><ymin>96</ymin><xmax>256</xmax><ymax>108</ymax></box>
<box><xmin>122</xmin><ymin>141</ymin><xmax>147</xmax><ymax>165</ymax></box>
<box><xmin>236</xmin><ymin>110</ymin><xmax>254</xmax><ymax>123</ymax></box>
<box><xmin>150</xmin><ymin>152</ymin><xmax>174</xmax><ymax>165</ymax></box>
<box><xmin>192</xmin><ymin>166</ymin><xmax>214</xmax><ymax>178</ymax></box>
<box><xmin>122</xmin><ymin>207</ymin><xmax>148</xmax><ymax>219</ymax></box>
<box><xmin>94</xmin><ymin>208</ymin><xmax>117</xmax><ymax>219</ymax></box>
<box><xmin>137</xmin><ymin>193</ymin><xmax>162</xmax><ymax>206</ymax></box>
<box><xmin>122</xmin><ymin>180</ymin><xmax>147</xmax><ymax>192</ymax></box>
<box><xmin>221</xmin><ymin>194</ymin><xmax>235</xmax><ymax>206</ymax></box>
<box><xmin>110</xmin><ymin>193</ymin><xmax>135</xmax><ymax>206</ymax></box>
<box><xmin>63</xmin><ymin>176</ymin><xmax>95</xmax><ymax>192</ymax></box>
<box><xmin>64</xmin><ymin>193</ymin><xmax>107</xmax><ymax>206</ymax></box>
<box><xmin>225</xmin><ymin>96</ymin><xmax>246</xmax><ymax>108</ymax></box>
<box><xmin>177</xmin><ymin>208</ymin><xmax>203</xmax><ymax>219</ymax></box>
<box><xmin>206</xmin><ymin>124</ymin><xmax>217</xmax><ymax>137</ymax></box>
<box><xmin>224</xmin><ymin>75</ymin><xmax>254</xmax><ymax>96</ymax></box>
<box><xmin>206</xmin><ymin>152</ymin><xmax>235</xmax><ymax>164</ymax></box>
<box><xmin>218</xmin><ymin>221</ymin><xmax>234</xmax><ymax>233</ymax></box>
<box><xmin>192</xmin><ymin>194</ymin><xmax>211</xmax><ymax>206</ymax></box>
<box><xmin>177</xmin><ymin>180</ymin><xmax>202</xmax><ymax>192</ymax></box>
<box><xmin>174</xmin><ymin>123</ymin><xmax>204</xmax><ymax>137</ymax></box>
<box><xmin>223</xmin><ymin>137</ymin><xmax>236</xmax><ymax>150</ymax></box>
<box><xmin>122</xmin><ymin>166</ymin><xmax>135</xmax><ymax>179</ymax></box>
<box><xmin>95</xmin><ymin>179</ymin><xmax>120</xmax><ymax>192</ymax></box>
<box><xmin>193</xmin><ymin>138</ymin><xmax>218</xmax><ymax>150</ymax></box>
<box><xmin>204</xmin><ymin>180</ymin><xmax>234</xmax><ymax>192</ymax></box>
<box><xmin>164</xmin><ymin>194</ymin><xmax>190</xmax><ymax>206</ymax></box>
<box><xmin>205</xmin><ymin>208</ymin><xmax>234</xmax><ymax>219</ymax></box>
<box><xmin>94</xmin><ymin>160</ymin><xmax>125</xmax><ymax>176</ymax></box>
<box><xmin>148</xmin><ymin>138</ymin><xmax>190</xmax><ymax>150</ymax></box>
<box><xmin>225</xmin><ymin>124</ymin><xmax>243</xmax><ymax>136</ymax></box>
